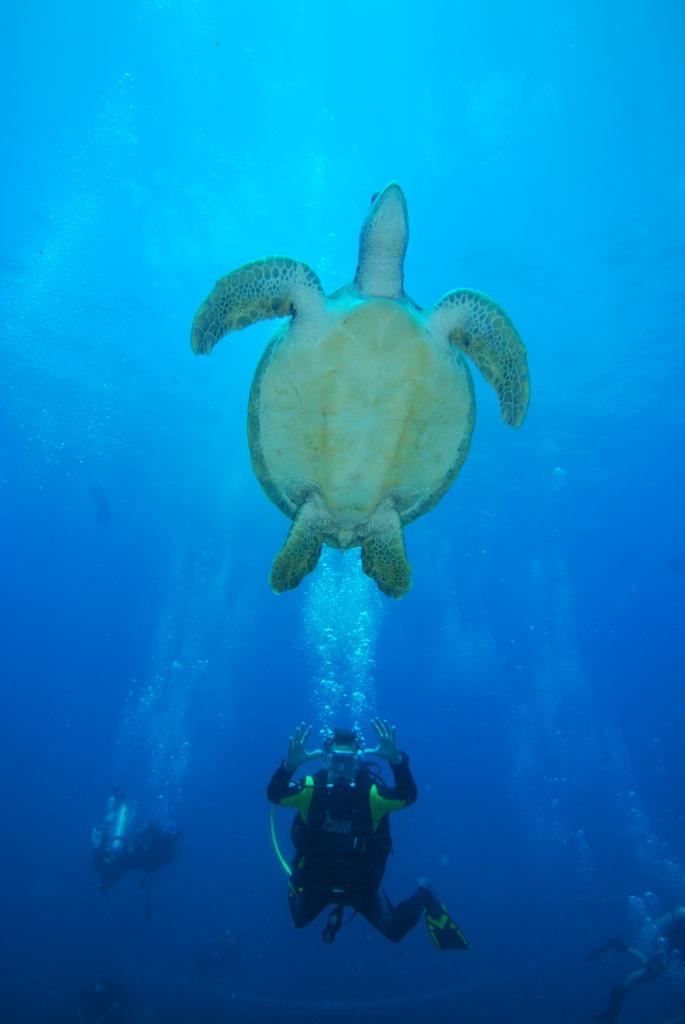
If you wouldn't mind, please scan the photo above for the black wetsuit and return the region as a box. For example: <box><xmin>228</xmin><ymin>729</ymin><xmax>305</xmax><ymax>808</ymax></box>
<box><xmin>267</xmin><ymin>754</ymin><xmax>428</xmax><ymax>942</ymax></box>
<box><xmin>591</xmin><ymin>909</ymin><xmax>685</xmax><ymax>1022</ymax></box>
<box><xmin>92</xmin><ymin>841</ymin><xmax>133</xmax><ymax>890</ymax></box>
<box><xmin>93</xmin><ymin>824</ymin><xmax>179</xmax><ymax>890</ymax></box>
<box><xmin>130</xmin><ymin>823</ymin><xmax>180</xmax><ymax>875</ymax></box>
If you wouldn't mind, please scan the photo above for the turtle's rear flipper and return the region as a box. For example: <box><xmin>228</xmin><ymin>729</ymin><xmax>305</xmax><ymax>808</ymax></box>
<box><xmin>361</xmin><ymin>507</ymin><xmax>411</xmax><ymax>598</ymax></box>
<box><xmin>428</xmin><ymin>289</ymin><xmax>530</xmax><ymax>428</ymax></box>
<box><xmin>270</xmin><ymin>503</ymin><xmax>323</xmax><ymax>593</ymax></box>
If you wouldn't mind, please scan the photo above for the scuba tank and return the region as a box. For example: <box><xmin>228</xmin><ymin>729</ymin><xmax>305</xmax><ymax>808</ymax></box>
<box><xmin>106</xmin><ymin>795</ymin><xmax>131</xmax><ymax>857</ymax></box>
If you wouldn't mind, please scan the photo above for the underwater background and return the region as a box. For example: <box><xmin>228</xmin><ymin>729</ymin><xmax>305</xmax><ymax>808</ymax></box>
<box><xmin>1</xmin><ymin>0</ymin><xmax>684</xmax><ymax>1021</ymax></box>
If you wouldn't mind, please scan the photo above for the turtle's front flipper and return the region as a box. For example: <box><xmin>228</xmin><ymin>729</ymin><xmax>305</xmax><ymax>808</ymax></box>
<box><xmin>270</xmin><ymin>501</ymin><xmax>324</xmax><ymax>593</ymax></box>
<box><xmin>191</xmin><ymin>257</ymin><xmax>325</xmax><ymax>354</ymax></box>
<box><xmin>361</xmin><ymin>507</ymin><xmax>411</xmax><ymax>598</ymax></box>
<box><xmin>428</xmin><ymin>290</ymin><xmax>530</xmax><ymax>427</ymax></box>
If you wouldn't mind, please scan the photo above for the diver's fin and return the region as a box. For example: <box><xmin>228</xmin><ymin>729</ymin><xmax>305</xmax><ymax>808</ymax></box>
<box><xmin>424</xmin><ymin>900</ymin><xmax>469</xmax><ymax>951</ymax></box>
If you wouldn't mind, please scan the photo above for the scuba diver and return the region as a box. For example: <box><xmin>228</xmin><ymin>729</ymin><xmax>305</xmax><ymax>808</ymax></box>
<box><xmin>128</xmin><ymin>821</ymin><xmax>181</xmax><ymax>877</ymax></box>
<box><xmin>92</xmin><ymin>792</ymin><xmax>181</xmax><ymax>898</ymax></box>
<box><xmin>183</xmin><ymin>928</ymin><xmax>241</xmax><ymax>981</ymax></box>
<box><xmin>91</xmin><ymin>791</ymin><xmax>134</xmax><ymax>890</ymax></box>
<box><xmin>587</xmin><ymin>904</ymin><xmax>685</xmax><ymax>1021</ymax></box>
<box><xmin>77</xmin><ymin>978</ymin><xmax>132</xmax><ymax>1023</ymax></box>
<box><xmin>267</xmin><ymin>717</ymin><xmax>469</xmax><ymax>950</ymax></box>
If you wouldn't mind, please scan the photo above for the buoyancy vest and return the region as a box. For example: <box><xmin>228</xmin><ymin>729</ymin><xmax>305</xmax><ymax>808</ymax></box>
<box><xmin>290</xmin><ymin>769</ymin><xmax>392</xmax><ymax>891</ymax></box>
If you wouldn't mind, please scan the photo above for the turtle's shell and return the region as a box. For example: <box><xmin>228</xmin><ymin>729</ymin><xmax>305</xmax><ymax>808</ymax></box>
<box><xmin>248</xmin><ymin>298</ymin><xmax>475</xmax><ymax>545</ymax></box>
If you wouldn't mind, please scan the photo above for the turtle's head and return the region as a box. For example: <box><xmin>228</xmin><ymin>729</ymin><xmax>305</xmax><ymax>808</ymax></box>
<box><xmin>354</xmin><ymin>182</ymin><xmax>408</xmax><ymax>299</ymax></box>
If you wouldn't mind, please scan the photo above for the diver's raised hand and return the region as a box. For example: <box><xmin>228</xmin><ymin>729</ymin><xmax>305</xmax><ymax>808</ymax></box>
<box><xmin>284</xmin><ymin>723</ymin><xmax>323</xmax><ymax>772</ymax></box>
<box><xmin>365</xmin><ymin>718</ymin><xmax>401</xmax><ymax>765</ymax></box>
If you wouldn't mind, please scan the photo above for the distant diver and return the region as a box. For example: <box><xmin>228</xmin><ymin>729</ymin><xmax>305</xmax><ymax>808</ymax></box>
<box><xmin>92</xmin><ymin>791</ymin><xmax>181</xmax><ymax>912</ymax></box>
<box><xmin>267</xmin><ymin>718</ymin><xmax>469</xmax><ymax>950</ymax></box>
<box><xmin>77</xmin><ymin>978</ymin><xmax>132</xmax><ymax>1023</ymax></box>
<box><xmin>183</xmin><ymin>928</ymin><xmax>241</xmax><ymax>981</ymax></box>
<box><xmin>191</xmin><ymin>183</ymin><xmax>529</xmax><ymax>598</ymax></box>
<box><xmin>587</xmin><ymin>905</ymin><xmax>685</xmax><ymax>1021</ymax></box>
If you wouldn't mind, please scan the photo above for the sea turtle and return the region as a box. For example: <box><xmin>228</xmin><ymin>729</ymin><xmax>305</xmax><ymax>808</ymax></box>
<box><xmin>191</xmin><ymin>183</ymin><xmax>529</xmax><ymax>598</ymax></box>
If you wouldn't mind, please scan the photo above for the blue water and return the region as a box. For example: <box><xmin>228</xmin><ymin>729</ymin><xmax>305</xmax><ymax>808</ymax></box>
<box><xmin>1</xmin><ymin>1</ymin><xmax>684</xmax><ymax>1021</ymax></box>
